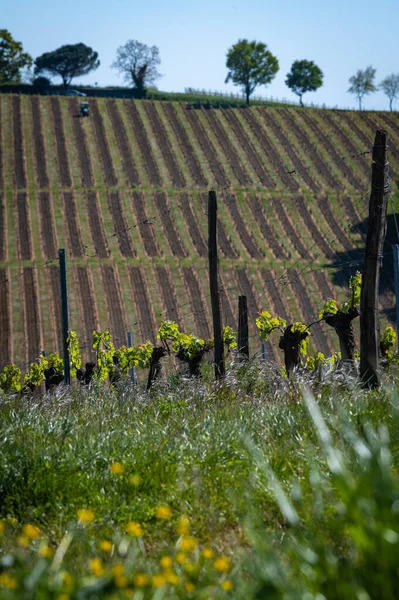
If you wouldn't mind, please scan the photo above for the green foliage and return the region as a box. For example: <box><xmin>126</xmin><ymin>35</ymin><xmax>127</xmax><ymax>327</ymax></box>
<box><xmin>348</xmin><ymin>66</ymin><xmax>377</xmax><ymax>109</ymax></box>
<box><xmin>223</xmin><ymin>326</ymin><xmax>237</xmax><ymax>350</ymax></box>
<box><xmin>43</xmin><ymin>352</ymin><xmax>63</xmax><ymax>373</ymax></box>
<box><xmin>319</xmin><ymin>298</ymin><xmax>338</xmax><ymax>319</ymax></box>
<box><xmin>379</xmin><ymin>73</ymin><xmax>399</xmax><ymax>111</ymax></box>
<box><xmin>92</xmin><ymin>330</ymin><xmax>115</xmax><ymax>380</ymax></box>
<box><xmin>225</xmin><ymin>39</ymin><xmax>279</xmax><ymax>104</ymax></box>
<box><xmin>0</xmin><ymin>29</ymin><xmax>32</xmax><ymax>84</ymax></box>
<box><xmin>24</xmin><ymin>360</ymin><xmax>45</xmax><ymax>387</ymax></box>
<box><xmin>285</xmin><ymin>59</ymin><xmax>324</xmax><ymax>106</ymax></box>
<box><xmin>305</xmin><ymin>352</ymin><xmax>326</xmax><ymax>372</ymax></box>
<box><xmin>381</xmin><ymin>325</ymin><xmax>397</xmax><ymax>360</ymax></box>
<box><xmin>32</xmin><ymin>75</ymin><xmax>51</xmax><ymax>87</ymax></box>
<box><xmin>111</xmin><ymin>40</ymin><xmax>161</xmax><ymax>92</ymax></box>
<box><xmin>158</xmin><ymin>320</ymin><xmax>180</xmax><ymax>344</ymax></box>
<box><xmin>256</xmin><ymin>311</ymin><xmax>286</xmax><ymax>341</ymax></box>
<box><xmin>67</xmin><ymin>330</ymin><xmax>82</xmax><ymax>376</ymax></box>
<box><xmin>291</xmin><ymin>322</ymin><xmax>310</xmax><ymax>355</ymax></box>
<box><xmin>341</xmin><ymin>271</ymin><xmax>362</xmax><ymax>313</ymax></box>
<box><xmin>34</xmin><ymin>43</ymin><xmax>100</xmax><ymax>87</ymax></box>
<box><xmin>0</xmin><ymin>364</ymin><xmax>21</xmax><ymax>392</ymax></box>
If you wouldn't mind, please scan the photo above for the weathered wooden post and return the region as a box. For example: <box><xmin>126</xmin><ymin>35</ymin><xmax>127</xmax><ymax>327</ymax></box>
<box><xmin>360</xmin><ymin>129</ymin><xmax>389</xmax><ymax>388</ymax></box>
<box><xmin>58</xmin><ymin>248</ymin><xmax>70</xmax><ymax>385</ymax></box>
<box><xmin>237</xmin><ymin>295</ymin><xmax>249</xmax><ymax>360</ymax></box>
<box><xmin>208</xmin><ymin>190</ymin><xmax>225</xmax><ymax>379</ymax></box>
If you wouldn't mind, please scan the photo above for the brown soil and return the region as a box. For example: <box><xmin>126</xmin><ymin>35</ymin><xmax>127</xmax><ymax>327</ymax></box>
<box><xmin>313</xmin><ymin>269</ymin><xmax>334</xmax><ymax>301</ymax></box>
<box><xmin>101</xmin><ymin>265</ymin><xmax>126</xmax><ymax>346</ymax></box>
<box><xmin>38</xmin><ymin>192</ymin><xmax>57</xmax><ymax>258</ymax></box>
<box><xmin>255</xmin><ymin>110</ymin><xmax>317</xmax><ymax>190</ymax></box>
<box><xmin>247</xmin><ymin>195</ymin><xmax>288</xmax><ymax>260</ymax></box>
<box><xmin>107</xmin><ymin>191</ymin><xmax>135</xmax><ymax>257</ymax></box>
<box><xmin>183</xmin><ymin>106</ymin><xmax>229</xmax><ymax>187</ymax></box>
<box><xmin>16</xmin><ymin>192</ymin><xmax>32</xmax><ymax>259</ymax></box>
<box><xmin>90</xmin><ymin>101</ymin><xmax>118</xmax><ymax>186</ymax></box>
<box><xmin>131</xmin><ymin>191</ymin><xmax>160</xmax><ymax>257</ymax></box>
<box><xmin>0</xmin><ymin>193</ymin><xmax>5</xmax><ymax>261</ymax></box>
<box><xmin>76</xmin><ymin>266</ymin><xmax>98</xmax><ymax>344</ymax></box>
<box><xmin>23</xmin><ymin>268</ymin><xmax>41</xmax><ymax>360</ymax></box>
<box><xmin>106</xmin><ymin>99</ymin><xmax>140</xmax><ymax>186</ymax></box>
<box><xmin>49</xmin><ymin>98</ymin><xmax>72</xmax><ymax>187</ymax></box>
<box><xmin>294</xmin><ymin>196</ymin><xmax>333</xmax><ymax>258</ymax></box>
<box><xmin>86</xmin><ymin>191</ymin><xmax>109</xmax><ymax>258</ymax></box>
<box><xmin>181</xmin><ymin>266</ymin><xmax>211</xmax><ymax>339</ymax></box>
<box><xmin>318</xmin><ymin>197</ymin><xmax>357</xmax><ymax>254</ymax></box>
<box><xmin>69</xmin><ymin>99</ymin><xmax>94</xmax><ymax>187</ymax></box>
<box><xmin>62</xmin><ymin>192</ymin><xmax>83</xmax><ymax>258</ymax></box>
<box><xmin>12</xmin><ymin>96</ymin><xmax>27</xmax><ymax>188</ymax></box>
<box><xmin>162</xmin><ymin>103</ymin><xmax>208</xmax><ymax>186</ymax></box>
<box><xmin>142</xmin><ymin>102</ymin><xmax>185</xmax><ymax>187</ymax></box>
<box><xmin>274</xmin><ymin>199</ymin><xmax>309</xmax><ymax>258</ymax></box>
<box><xmin>48</xmin><ymin>266</ymin><xmax>62</xmax><ymax>348</ymax></box>
<box><xmin>0</xmin><ymin>270</ymin><xmax>10</xmax><ymax>367</ymax></box>
<box><xmin>125</xmin><ymin>102</ymin><xmax>162</xmax><ymax>186</ymax></box>
<box><xmin>222</xmin><ymin>191</ymin><xmax>264</xmax><ymax>258</ymax></box>
<box><xmin>217</xmin><ymin>219</ymin><xmax>239</xmax><ymax>259</ymax></box>
<box><xmin>218</xmin><ymin>273</ymin><xmax>236</xmax><ymax>329</ymax></box>
<box><xmin>358</xmin><ymin>114</ymin><xmax>397</xmax><ymax>180</ymax></box>
<box><xmin>179</xmin><ymin>194</ymin><xmax>207</xmax><ymax>257</ymax></box>
<box><xmin>338</xmin><ymin>112</ymin><xmax>373</xmax><ymax>148</ymax></box>
<box><xmin>128</xmin><ymin>266</ymin><xmax>156</xmax><ymax>340</ymax></box>
<box><xmin>259</xmin><ymin>268</ymin><xmax>290</xmax><ymax>321</ymax></box>
<box><xmin>30</xmin><ymin>96</ymin><xmax>49</xmax><ymax>188</ymax></box>
<box><xmin>154</xmin><ymin>191</ymin><xmax>187</xmax><ymax>257</ymax></box>
<box><xmin>155</xmin><ymin>265</ymin><xmax>181</xmax><ymax>323</ymax></box>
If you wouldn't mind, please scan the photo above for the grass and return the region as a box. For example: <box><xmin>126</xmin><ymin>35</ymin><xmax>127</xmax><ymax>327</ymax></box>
<box><xmin>1</xmin><ymin>362</ymin><xmax>399</xmax><ymax>598</ymax></box>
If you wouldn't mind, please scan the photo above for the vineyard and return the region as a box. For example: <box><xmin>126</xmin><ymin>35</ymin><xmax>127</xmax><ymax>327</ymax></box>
<box><xmin>1</xmin><ymin>94</ymin><xmax>399</xmax><ymax>369</ymax></box>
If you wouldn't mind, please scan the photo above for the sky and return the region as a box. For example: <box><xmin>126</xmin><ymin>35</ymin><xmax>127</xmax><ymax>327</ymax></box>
<box><xmin>4</xmin><ymin>0</ymin><xmax>399</xmax><ymax>110</ymax></box>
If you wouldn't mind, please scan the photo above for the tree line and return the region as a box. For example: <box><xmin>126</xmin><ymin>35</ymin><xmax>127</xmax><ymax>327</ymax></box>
<box><xmin>0</xmin><ymin>29</ymin><xmax>398</xmax><ymax>110</ymax></box>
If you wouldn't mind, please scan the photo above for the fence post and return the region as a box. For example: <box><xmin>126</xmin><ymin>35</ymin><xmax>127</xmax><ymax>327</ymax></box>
<box><xmin>360</xmin><ymin>129</ymin><xmax>389</xmax><ymax>388</ymax></box>
<box><xmin>237</xmin><ymin>295</ymin><xmax>249</xmax><ymax>360</ymax></box>
<box><xmin>393</xmin><ymin>245</ymin><xmax>399</xmax><ymax>348</ymax></box>
<box><xmin>208</xmin><ymin>190</ymin><xmax>225</xmax><ymax>379</ymax></box>
<box><xmin>127</xmin><ymin>331</ymin><xmax>137</xmax><ymax>384</ymax></box>
<box><xmin>58</xmin><ymin>248</ymin><xmax>70</xmax><ymax>385</ymax></box>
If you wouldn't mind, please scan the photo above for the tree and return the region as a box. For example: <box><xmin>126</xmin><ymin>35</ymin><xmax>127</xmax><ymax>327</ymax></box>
<box><xmin>285</xmin><ymin>59</ymin><xmax>323</xmax><ymax>107</ymax></box>
<box><xmin>111</xmin><ymin>40</ymin><xmax>161</xmax><ymax>96</ymax></box>
<box><xmin>0</xmin><ymin>29</ymin><xmax>32</xmax><ymax>84</ymax></box>
<box><xmin>379</xmin><ymin>73</ymin><xmax>399</xmax><ymax>111</ymax></box>
<box><xmin>32</xmin><ymin>76</ymin><xmax>51</xmax><ymax>87</ymax></box>
<box><xmin>348</xmin><ymin>66</ymin><xmax>376</xmax><ymax>110</ymax></box>
<box><xmin>34</xmin><ymin>43</ymin><xmax>100</xmax><ymax>88</ymax></box>
<box><xmin>225</xmin><ymin>39</ymin><xmax>279</xmax><ymax>105</ymax></box>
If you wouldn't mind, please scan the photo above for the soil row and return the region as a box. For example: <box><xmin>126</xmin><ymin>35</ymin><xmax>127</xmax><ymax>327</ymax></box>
<box><xmin>142</xmin><ymin>102</ymin><xmax>185</xmax><ymax>187</ymax></box>
<box><xmin>47</xmin><ymin>266</ymin><xmax>62</xmax><ymax>349</ymax></box>
<box><xmin>154</xmin><ymin>191</ymin><xmax>187</xmax><ymax>257</ymax></box>
<box><xmin>38</xmin><ymin>192</ymin><xmax>57</xmax><ymax>258</ymax></box>
<box><xmin>312</xmin><ymin>269</ymin><xmax>334</xmax><ymax>302</ymax></box>
<box><xmin>90</xmin><ymin>101</ymin><xmax>118</xmax><ymax>186</ymax></box>
<box><xmin>0</xmin><ymin>193</ymin><xmax>5</xmax><ymax>261</ymax></box>
<box><xmin>76</xmin><ymin>266</ymin><xmax>98</xmax><ymax>345</ymax></box>
<box><xmin>216</xmin><ymin>217</ymin><xmax>238</xmax><ymax>259</ymax></box>
<box><xmin>218</xmin><ymin>273</ymin><xmax>236</xmax><ymax>329</ymax></box>
<box><xmin>275</xmin><ymin>108</ymin><xmax>338</xmax><ymax>189</ymax></box>
<box><xmin>294</xmin><ymin>196</ymin><xmax>333</xmax><ymax>258</ymax></box>
<box><xmin>107</xmin><ymin>191</ymin><xmax>135</xmax><ymax>257</ymax></box>
<box><xmin>259</xmin><ymin>268</ymin><xmax>290</xmax><ymax>322</ymax></box>
<box><xmin>30</xmin><ymin>97</ymin><xmax>50</xmax><ymax>188</ymax></box>
<box><xmin>274</xmin><ymin>199</ymin><xmax>309</xmax><ymax>258</ymax></box>
<box><xmin>179</xmin><ymin>193</ymin><xmax>207</xmax><ymax>257</ymax></box>
<box><xmin>161</xmin><ymin>103</ymin><xmax>208</xmax><ymax>187</ymax></box>
<box><xmin>49</xmin><ymin>98</ymin><xmax>72</xmax><ymax>187</ymax></box>
<box><xmin>155</xmin><ymin>265</ymin><xmax>181</xmax><ymax>323</ymax></box>
<box><xmin>101</xmin><ymin>265</ymin><xmax>126</xmax><ymax>346</ymax></box>
<box><xmin>0</xmin><ymin>269</ymin><xmax>10</xmax><ymax>368</ymax></box>
<box><xmin>131</xmin><ymin>191</ymin><xmax>160</xmax><ymax>257</ymax></box>
<box><xmin>256</xmin><ymin>110</ymin><xmax>317</xmax><ymax>190</ymax></box>
<box><xmin>23</xmin><ymin>268</ymin><xmax>41</xmax><ymax>361</ymax></box>
<box><xmin>243</xmin><ymin>109</ymin><xmax>298</xmax><ymax>190</ymax></box>
<box><xmin>128</xmin><ymin>265</ymin><xmax>156</xmax><ymax>340</ymax></box>
<box><xmin>247</xmin><ymin>195</ymin><xmax>288</xmax><ymax>260</ymax></box>
<box><xmin>125</xmin><ymin>102</ymin><xmax>162</xmax><ymax>186</ymax></box>
<box><xmin>12</xmin><ymin>96</ymin><xmax>27</xmax><ymax>188</ymax></box>
<box><xmin>62</xmin><ymin>192</ymin><xmax>84</xmax><ymax>258</ymax></box>
<box><xmin>106</xmin><ymin>100</ymin><xmax>140</xmax><ymax>186</ymax></box>
<box><xmin>181</xmin><ymin>266</ymin><xmax>211</xmax><ymax>339</ymax></box>
<box><xmin>359</xmin><ymin>114</ymin><xmax>397</xmax><ymax>180</ymax></box>
<box><xmin>69</xmin><ymin>99</ymin><xmax>94</xmax><ymax>187</ymax></box>
<box><xmin>319</xmin><ymin>197</ymin><xmax>355</xmax><ymax>254</ymax></box>
<box><xmin>222</xmin><ymin>192</ymin><xmax>264</xmax><ymax>258</ymax></box>
<box><xmin>183</xmin><ymin>106</ymin><xmax>229</xmax><ymax>187</ymax></box>
<box><xmin>16</xmin><ymin>192</ymin><xmax>32</xmax><ymax>260</ymax></box>
<box><xmin>86</xmin><ymin>192</ymin><xmax>109</xmax><ymax>258</ymax></box>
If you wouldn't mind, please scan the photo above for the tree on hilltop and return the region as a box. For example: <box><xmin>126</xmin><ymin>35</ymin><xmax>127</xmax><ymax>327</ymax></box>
<box><xmin>34</xmin><ymin>43</ymin><xmax>100</xmax><ymax>88</ymax></box>
<box><xmin>348</xmin><ymin>66</ymin><xmax>376</xmax><ymax>110</ymax></box>
<box><xmin>285</xmin><ymin>59</ymin><xmax>323</xmax><ymax>107</ymax></box>
<box><xmin>0</xmin><ymin>29</ymin><xmax>32</xmax><ymax>84</ymax></box>
<box><xmin>225</xmin><ymin>39</ymin><xmax>279</xmax><ymax>105</ymax></box>
<box><xmin>379</xmin><ymin>74</ymin><xmax>399</xmax><ymax>112</ymax></box>
<box><xmin>111</xmin><ymin>40</ymin><xmax>161</xmax><ymax>97</ymax></box>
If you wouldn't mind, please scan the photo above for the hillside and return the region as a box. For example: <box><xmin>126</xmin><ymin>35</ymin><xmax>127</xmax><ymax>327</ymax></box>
<box><xmin>1</xmin><ymin>95</ymin><xmax>399</xmax><ymax>369</ymax></box>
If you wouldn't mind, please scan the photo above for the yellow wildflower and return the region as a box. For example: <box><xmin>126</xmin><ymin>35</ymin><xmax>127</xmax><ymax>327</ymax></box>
<box><xmin>213</xmin><ymin>556</ymin><xmax>232</xmax><ymax>573</ymax></box>
<box><xmin>184</xmin><ymin>562</ymin><xmax>197</xmax><ymax>575</ymax></box>
<box><xmin>134</xmin><ymin>573</ymin><xmax>149</xmax><ymax>587</ymax></box>
<box><xmin>90</xmin><ymin>558</ymin><xmax>105</xmax><ymax>576</ymax></box>
<box><xmin>152</xmin><ymin>573</ymin><xmax>166</xmax><ymax>587</ymax></box>
<box><xmin>155</xmin><ymin>505</ymin><xmax>172</xmax><ymax>520</ymax></box>
<box><xmin>112</xmin><ymin>564</ymin><xmax>125</xmax><ymax>577</ymax></box>
<box><xmin>17</xmin><ymin>535</ymin><xmax>30</xmax><ymax>547</ymax></box>
<box><xmin>176</xmin><ymin>515</ymin><xmax>190</xmax><ymax>535</ymax></box>
<box><xmin>164</xmin><ymin>569</ymin><xmax>179</xmax><ymax>585</ymax></box>
<box><xmin>0</xmin><ymin>573</ymin><xmax>17</xmax><ymax>589</ymax></box>
<box><xmin>221</xmin><ymin>579</ymin><xmax>234</xmax><ymax>591</ymax></box>
<box><xmin>124</xmin><ymin>590</ymin><xmax>135</xmax><ymax>599</ymax></box>
<box><xmin>175</xmin><ymin>551</ymin><xmax>187</xmax><ymax>565</ymax></box>
<box><xmin>129</xmin><ymin>474</ymin><xmax>141</xmax><ymax>486</ymax></box>
<box><xmin>110</xmin><ymin>463</ymin><xmax>124</xmax><ymax>475</ymax></box>
<box><xmin>115</xmin><ymin>576</ymin><xmax>128</xmax><ymax>588</ymax></box>
<box><xmin>77</xmin><ymin>508</ymin><xmax>95</xmax><ymax>525</ymax></box>
<box><xmin>202</xmin><ymin>547</ymin><xmax>214</xmax><ymax>559</ymax></box>
<box><xmin>160</xmin><ymin>555</ymin><xmax>173</xmax><ymax>569</ymax></box>
<box><xmin>59</xmin><ymin>571</ymin><xmax>73</xmax><ymax>588</ymax></box>
<box><xmin>126</xmin><ymin>521</ymin><xmax>143</xmax><ymax>537</ymax></box>
<box><xmin>185</xmin><ymin>582</ymin><xmax>195</xmax><ymax>593</ymax></box>
<box><xmin>39</xmin><ymin>544</ymin><xmax>53</xmax><ymax>558</ymax></box>
<box><xmin>100</xmin><ymin>540</ymin><xmax>113</xmax><ymax>552</ymax></box>
<box><xmin>22</xmin><ymin>523</ymin><xmax>41</xmax><ymax>539</ymax></box>
<box><xmin>57</xmin><ymin>595</ymin><xmax>70</xmax><ymax>600</ymax></box>
<box><xmin>179</xmin><ymin>535</ymin><xmax>197</xmax><ymax>552</ymax></box>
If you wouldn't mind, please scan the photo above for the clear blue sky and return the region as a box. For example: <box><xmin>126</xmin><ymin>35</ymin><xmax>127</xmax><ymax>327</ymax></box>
<box><xmin>5</xmin><ymin>0</ymin><xmax>399</xmax><ymax>110</ymax></box>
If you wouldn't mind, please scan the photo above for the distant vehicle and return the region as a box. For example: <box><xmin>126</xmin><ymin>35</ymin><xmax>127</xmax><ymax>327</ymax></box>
<box><xmin>80</xmin><ymin>102</ymin><xmax>90</xmax><ymax>117</ymax></box>
<box><xmin>63</xmin><ymin>89</ymin><xmax>87</xmax><ymax>97</ymax></box>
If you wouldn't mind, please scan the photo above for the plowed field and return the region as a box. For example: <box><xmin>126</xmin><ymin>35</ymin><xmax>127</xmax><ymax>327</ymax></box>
<box><xmin>1</xmin><ymin>94</ymin><xmax>398</xmax><ymax>368</ymax></box>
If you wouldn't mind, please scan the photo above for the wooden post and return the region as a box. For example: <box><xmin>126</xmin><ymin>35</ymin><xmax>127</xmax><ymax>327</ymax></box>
<box><xmin>208</xmin><ymin>190</ymin><xmax>225</xmax><ymax>379</ymax></box>
<box><xmin>360</xmin><ymin>129</ymin><xmax>389</xmax><ymax>388</ymax></box>
<box><xmin>237</xmin><ymin>295</ymin><xmax>249</xmax><ymax>360</ymax></box>
<box><xmin>58</xmin><ymin>248</ymin><xmax>70</xmax><ymax>385</ymax></box>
